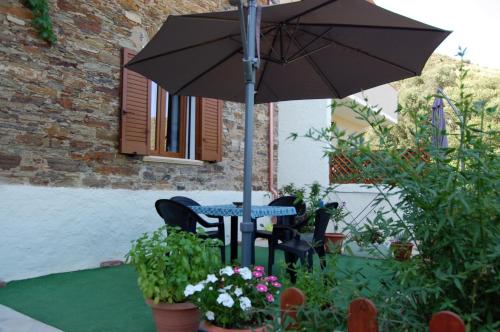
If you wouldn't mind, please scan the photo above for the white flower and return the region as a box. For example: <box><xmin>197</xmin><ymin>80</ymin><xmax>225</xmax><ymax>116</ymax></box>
<box><xmin>238</xmin><ymin>267</ymin><xmax>252</xmax><ymax>280</ymax></box>
<box><xmin>209</xmin><ymin>286</ymin><xmax>213</xmax><ymax>290</ymax></box>
<box><xmin>184</xmin><ymin>283</ymin><xmax>204</xmax><ymax>297</ymax></box>
<box><xmin>206</xmin><ymin>311</ymin><xmax>215</xmax><ymax>321</ymax></box>
<box><xmin>216</xmin><ymin>293</ymin><xmax>235</xmax><ymax>308</ymax></box>
<box><xmin>223</xmin><ymin>285</ymin><xmax>232</xmax><ymax>291</ymax></box>
<box><xmin>220</xmin><ymin>266</ymin><xmax>234</xmax><ymax>276</ymax></box>
<box><xmin>234</xmin><ymin>287</ymin><xmax>243</xmax><ymax>297</ymax></box>
<box><xmin>239</xmin><ymin>296</ymin><xmax>252</xmax><ymax>311</ymax></box>
<box><xmin>184</xmin><ymin>284</ymin><xmax>196</xmax><ymax>297</ymax></box>
<box><xmin>205</xmin><ymin>274</ymin><xmax>218</xmax><ymax>283</ymax></box>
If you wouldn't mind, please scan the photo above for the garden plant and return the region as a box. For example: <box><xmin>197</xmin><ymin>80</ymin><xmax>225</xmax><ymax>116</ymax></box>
<box><xmin>288</xmin><ymin>53</ymin><xmax>499</xmax><ymax>331</ymax></box>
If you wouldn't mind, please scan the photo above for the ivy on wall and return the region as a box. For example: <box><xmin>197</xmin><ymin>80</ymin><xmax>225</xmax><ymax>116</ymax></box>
<box><xmin>24</xmin><ymin>0</ymin><xmax>56</xmax><ymax>45</ymax></box>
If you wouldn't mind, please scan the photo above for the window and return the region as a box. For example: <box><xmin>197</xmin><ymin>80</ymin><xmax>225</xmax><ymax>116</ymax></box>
<box><xmin>120</xmin><ymin>48</ymin><xmax>223</xmax><ymax>162</ymax></box>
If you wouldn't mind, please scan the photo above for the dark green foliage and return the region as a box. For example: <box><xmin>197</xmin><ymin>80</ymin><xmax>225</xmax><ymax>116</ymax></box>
<box><xmin>291</xmin><ymin>55</ymin><xmax>499</xmax><ymax>331</ymax></box>
<box><xmin>24</xmin><ymin>0</ymin><xmax>56</xmax><ymax>45</ymax></box>
<box><xmin>279</xmin><ymin>182</ymin><xmax>338</xmax><ymax>232</ymax></box>
<box><xmin>380</xmin><ymin>51</ymin><xmax>500</xmax><ymax>148</ymax></box>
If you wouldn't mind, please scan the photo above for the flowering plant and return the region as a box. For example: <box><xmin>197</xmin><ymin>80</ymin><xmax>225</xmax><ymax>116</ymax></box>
<box><xmin>329</xmin><ymin>201</ymin><xmax>348</xmax><ymax>231</ymax></box>
<box><xmin>184</xmin><ymin>265</ymin><xmax>281</xmax><ymax>329</ymax></box>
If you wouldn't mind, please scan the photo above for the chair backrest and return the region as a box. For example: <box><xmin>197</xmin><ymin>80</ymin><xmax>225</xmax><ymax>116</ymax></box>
<box><xmin>171</xmin><ymin>196</ymin><xmax>200</xmax><ymax>207</ymax></box>
<box><xmin>269</xmin><ymin>195</ymin><xmax>306</xmax><ymax>227</ymax></box>
<box><xmin>155</xmin><ymin>199</ymin><xmax>200</xmax><ymax>233</ymax></box>
<box><xmin>269</xmin><ymin>195</ymin><xmax>306</xmax><ymax>216</ymax></box>
<box><xmin>312</xmin><ymin>202</ymin><xmax>338</xmax><ymax>244</ymax></box>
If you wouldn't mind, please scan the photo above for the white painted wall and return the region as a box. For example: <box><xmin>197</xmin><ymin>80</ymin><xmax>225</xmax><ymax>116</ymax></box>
<box><xmin>277</xmin><ymin>99</ymin><xmax>332</xmax><ymax>188</ymax></box>
<box><xmin>324</xmin><ymin>184</ymin><xmax>401</xmax><ymax>233</ymax></box>
<box><xmin>0</xmin><ymin>184</ymin><xmax>271</xmax><ymax>281</ymax></box>
<box><xmin>349</xmin><ymin>84</ymin><xmax>398</xmax><ymax>124</ymax></box>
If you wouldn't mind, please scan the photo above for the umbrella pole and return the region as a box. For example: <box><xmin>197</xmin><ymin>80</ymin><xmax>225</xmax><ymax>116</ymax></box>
<box><xmin>241</xmin><ymin>0</ymin><xmax>259</xmax><ymax>267</ymax></box>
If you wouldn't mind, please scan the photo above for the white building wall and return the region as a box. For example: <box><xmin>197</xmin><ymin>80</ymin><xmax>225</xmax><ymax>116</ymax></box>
<box><xmin>0</xmin><ymin>184</ymin><xmax>271</xmax><ymax>282</ymax></box>
<box><xmin>277</xmin><ymin>99</ymin><xmax>332</xmax><ymax>189</ymax></box>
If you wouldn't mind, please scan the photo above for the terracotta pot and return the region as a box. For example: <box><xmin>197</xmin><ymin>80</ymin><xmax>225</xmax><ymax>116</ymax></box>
<box><xmin>146</xmin><ymin>300</ymin><xmax>200</xmax><ymax>332</ymax></box>
<box><xmin>390</xmin><ymin>242</ymin><xmax>413</xmax><ymax>261</ymax></box>
<box><xmin>201</xmin><ymin>321</ymin><xmax>269</xmax><ymax>332</ymax></box>
<box><xmin>324</xmin><ymin>233</ymin><xmax>346</xmax><ymax>254</ymax></box>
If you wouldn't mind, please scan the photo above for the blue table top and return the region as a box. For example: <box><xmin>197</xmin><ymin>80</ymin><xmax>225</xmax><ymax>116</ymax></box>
<box><xmin>189</xmin><ymin>204</ymin><xmax>296</xmax><ymax>219</ymax></box>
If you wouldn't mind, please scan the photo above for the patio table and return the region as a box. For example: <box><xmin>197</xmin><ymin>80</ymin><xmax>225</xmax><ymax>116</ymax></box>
<box><xmin>189</xmin><ymin>204</ymin><xmax>296</xmax><ymax>262</ymax></box>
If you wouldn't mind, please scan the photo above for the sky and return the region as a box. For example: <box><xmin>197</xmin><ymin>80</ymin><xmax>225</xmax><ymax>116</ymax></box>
<box><xmin>376</xmin><ymin>0</ymin><xmax>500</xmax><ymax>69</ymax></box>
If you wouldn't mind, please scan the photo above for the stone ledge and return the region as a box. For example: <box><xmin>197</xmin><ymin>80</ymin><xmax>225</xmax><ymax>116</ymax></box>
<box><xmin>100</xmin><ymin>260</ymin><xmax>124</xmax><ymax>268</ymax></box>
<box><xmin>143</xmin><ymin>156</ymin><xmax>205</xmax><ymax>166</ymax></box>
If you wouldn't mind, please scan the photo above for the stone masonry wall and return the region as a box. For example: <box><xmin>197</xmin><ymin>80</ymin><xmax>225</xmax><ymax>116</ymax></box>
<box><xmin>0</xmin><ymin>0</ymin><xmax>278</xmax><ymax>191</ymax></box>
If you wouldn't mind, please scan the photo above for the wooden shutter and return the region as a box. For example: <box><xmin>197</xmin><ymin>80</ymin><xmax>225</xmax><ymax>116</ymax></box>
<box><xmin>196</xmin><ymin>98</ymin><xmax>223</xmax><ymax>162</ymax></box>
<box><xmin>120</xmin><ymin>48</ymin><xmax>150</xmax><ymax>155</ymax></box>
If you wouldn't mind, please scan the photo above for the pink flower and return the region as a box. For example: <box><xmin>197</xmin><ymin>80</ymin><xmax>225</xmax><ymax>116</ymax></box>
<box><xmin>233</xmin><ymin>267</ymin><xmax>240</xmax><ymax>273</ymax></box>
<box><xmin>271</xmin><ymin>281</ymin><xmax>282</xmax><ymax>288</ymax></box>
<box><xmin>265</xmin><ymin>293</ymin><xmax>274</xmax><ymax>302</ymax></box>
<box><xmin>267</xmin><ymin>275</ymin><xmax>278</xmax><ymax>282</ymax></box>
<box><xmin>252</xmin><ymin>270</ymin><xmax>263</xmax><ymax>278</ymax></box>
<box><xmin>254</xmin><ymin>265</ymin><xmax>265</xmax><ymax>272</ymax></box>
<box><xmin>256</xmin><ymin>284</ymin><xmax>268</xmax><ymax>293</ymax></box>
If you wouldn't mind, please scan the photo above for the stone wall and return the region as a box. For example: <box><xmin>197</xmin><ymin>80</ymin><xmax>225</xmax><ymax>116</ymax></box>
<box><xmin>0</xmin><ymin>0</ymin><xmax>278</xmax><ymax>191</ymax></box>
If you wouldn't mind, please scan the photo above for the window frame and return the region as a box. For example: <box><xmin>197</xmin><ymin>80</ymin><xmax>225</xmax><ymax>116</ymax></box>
<box><xmin>148</xmin><ymin>83</ymin><xmax>188</xmax><ymax>159</ymax></box>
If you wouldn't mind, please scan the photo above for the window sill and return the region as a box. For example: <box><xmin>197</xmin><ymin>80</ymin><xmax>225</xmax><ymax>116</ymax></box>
<box><xmin>143</xmin><ymin>156</ymin><xmax>205</xmax><ymax>166</ymax></box>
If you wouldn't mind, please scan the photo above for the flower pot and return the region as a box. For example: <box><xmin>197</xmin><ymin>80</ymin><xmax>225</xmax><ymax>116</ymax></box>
<box><xmin>201</xmin><ymin>321</ymin><xmax>269</xmax><ymax>332</ymax></box>
<box><xmin>390</xmin><ymin>242</ymin><xmax>413</xmax><ymax>261</ymax></box>
<box><xmin>146</xmin><ymin>300</ymin><xmax>200</xmax><ymax>332</ymax></box>
<box><xmin>324</xmin><ymin>233</ymin><xmax>346</xmax><ymax>254</ymax></box>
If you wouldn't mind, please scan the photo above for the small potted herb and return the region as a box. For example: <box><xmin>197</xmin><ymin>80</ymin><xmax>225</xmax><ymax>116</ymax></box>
<box><xmin>279</xmin><ymin>182</ymin><xmax>333</xmax><ymax>233</ymax></box>
<box><xmin>324</xmin><ymin>201</ymin><xmax>349</xmax><ymax>254</ymax></box>
<box><xmin>127</xmin><ymin>226</ymin><xmax>221</xmax><ymax>332</ymax></box>
<box><xmin>390</xmin><ymin>232</ymin><xmax>413</xmax><ymax>261</ymax></box>
<box><xmin>185</xmin><ymin>265</ymin><xmax>281</xmax><ymax>331</ymax></box>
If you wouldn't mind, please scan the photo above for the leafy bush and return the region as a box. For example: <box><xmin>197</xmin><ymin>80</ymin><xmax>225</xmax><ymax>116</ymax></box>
<box><xmin>292</xmin><ymin>54</ymin><xmax>499</xmax><ymax>330</ymax></box>
<box><xmin>126</xmin><ymin>226</ymin><xmax>221</xmax><ymax>304</ymax></box>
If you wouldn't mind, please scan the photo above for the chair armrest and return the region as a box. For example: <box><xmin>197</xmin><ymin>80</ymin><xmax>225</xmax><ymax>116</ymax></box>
<box><xmin>271</xmin><ymin>224</ymin><xmax>300</xmax><ymax>243</ymax></box>
<box><xmin>205</xmin><ymin>214</ymin><xmax>223</xmax><ymax>221</ymax></box>
<box><xmin>197</xmin><ymin>219</ymin><xmax>224</xmax><ymax>229</ymax></box>
<box><xmin>290</xmin><ymin>216</ymin><xmax>309</xmax><ymax>231</ymax></box>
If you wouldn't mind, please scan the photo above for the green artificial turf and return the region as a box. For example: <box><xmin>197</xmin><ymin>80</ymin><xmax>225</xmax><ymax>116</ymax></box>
<box><xmin>0</xmin><ymin>246</ymin><xmax>381</xmax><ymax>332</ymax></box>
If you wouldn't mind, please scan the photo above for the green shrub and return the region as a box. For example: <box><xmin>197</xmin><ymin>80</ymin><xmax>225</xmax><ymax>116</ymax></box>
<box><xmin>292</xmin><ymin>54</ymin><xmax>499</xmax><ymax>330</ymax></box>
<box><xmin>126</xmin><ymin>226</ymin><xmax>222</xmax><ymax>304</ymax></box>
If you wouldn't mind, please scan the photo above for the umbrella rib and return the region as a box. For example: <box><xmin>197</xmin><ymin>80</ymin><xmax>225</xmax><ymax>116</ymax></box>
<box><xmin>126</xmin><ymin>33</ymin><xmax>241</xmax><ymax>67</ymax></box>
<box><xmin>299</xmin><ymin>29</ymin><xmax>418</xmax><ymax>75</ymax></box>
<box><xmin>290</xmin><ymin>37</ymin><xmax>341</xmax><ymax>98</ymax></box>
<box><xmin>256</xmin><ymin>28</ymin><xmax>280</xmax><ymax>93</ymax></box>
<box><xmin>172</xmin><ymin>47</ymin><xmax>242</xmax><ymax>95</ymax></box>
<box><xmin>287</xmin><ymin>26</ymin><xmax>333</xmax><ymax>61</ymax></box>
<box><xmin>127</xmin><ymin>25</ymin><xmax>277</xmax><ymax>67</ymax></box>
<box><xmin>298</xmin><ymin>22</ymin><xmax>448</xmax><ymax>33</ymax></box>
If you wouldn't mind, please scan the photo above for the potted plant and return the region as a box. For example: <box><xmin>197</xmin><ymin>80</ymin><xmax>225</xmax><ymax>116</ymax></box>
<box><xmin>390</xmin><ymin>232</ymin><xmax>413</xmax><ymax>261</ymax></box>
<box><xmin>127</xmin><ymin>226</ymin><xmax>222</xmax><ymax>332</ymax></box>
<box><xmin>324</xmin><ymin>201</ymin><xmax>349</xmax><ymax>254</ymax></box>
<box><xmin>279</xmin><ymin>182</ymin><xmax>332</xmax><ymax>233</ymax></box>
<box><xmin>348</xmin><ymin>224</ymin><xmax>388</xmax><ymax>259</ymax></box>
<box><xmin>185</xmin><ymin>265</ymin><xmax>281</xmax><ymax>331</ymax></box>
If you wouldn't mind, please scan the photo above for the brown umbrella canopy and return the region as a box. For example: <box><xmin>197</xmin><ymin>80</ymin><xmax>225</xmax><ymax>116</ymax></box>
<box><xmin>126</xmin><ymin>0</ymin><xmax>450</xmax><ymax>103</ymax></box>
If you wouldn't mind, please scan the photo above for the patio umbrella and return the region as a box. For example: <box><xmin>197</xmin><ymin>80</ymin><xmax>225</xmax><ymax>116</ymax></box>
<box><xmin>431</xmin><ymin>95</ymin><xmax>448</xmax><ymax>148</ymax></box>
<box><xmin>125</xmin><ymin>0</ymin><xmax>450</xmax><ymax>266</ymax></box>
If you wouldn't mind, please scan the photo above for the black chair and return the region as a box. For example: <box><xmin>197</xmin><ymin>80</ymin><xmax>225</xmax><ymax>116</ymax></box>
<box><xmin>267</xmin><ymin>202</ymin><xmax>338</xmax><ymax>280</ymax></box>
<box><xmin>254</xmin><ymin>196</ymin><xmax>306</xmax><ymax>245</ymax></box>
<box><xmin>252</xmin><ymin>196</ymin><xmax>306</xmax><ymax>264</ymax></box>
<box><xmin>155</xmin><ymin>199</ymin><xmax>226</xmax><ymax>263</ymax></box>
